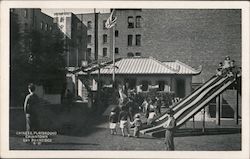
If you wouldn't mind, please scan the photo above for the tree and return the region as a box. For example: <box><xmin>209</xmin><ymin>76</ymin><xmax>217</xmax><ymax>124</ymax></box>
<box><xmin>10</xmin><ymin>21</ymin><xmax>66</xmax><ymax>106</ymax></box>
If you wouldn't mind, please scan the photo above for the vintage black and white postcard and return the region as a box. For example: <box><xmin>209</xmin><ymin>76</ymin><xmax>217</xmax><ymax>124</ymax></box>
<box><xmin>0</xmin><ymin>1</ymin><xmax>249</xmax><ymax>159</ymax></box>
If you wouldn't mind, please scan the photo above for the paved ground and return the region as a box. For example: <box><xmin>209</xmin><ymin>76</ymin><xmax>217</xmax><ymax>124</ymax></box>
<box><xmin>10</xmin><ymin>112</ymin><xmax>241</xmax><ymax>151</ymax></box>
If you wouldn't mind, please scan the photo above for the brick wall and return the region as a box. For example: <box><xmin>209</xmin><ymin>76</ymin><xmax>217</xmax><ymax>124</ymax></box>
<box><xmin>140</xmin><ymin>9</ymin><xmax>241</xmax><ymax>83</ymax></box>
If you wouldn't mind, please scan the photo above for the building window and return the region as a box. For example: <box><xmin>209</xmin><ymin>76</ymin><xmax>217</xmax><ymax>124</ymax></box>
<box><xmin>127</xmin><ymin>52</ymin><xmax>134</xmax><ymax>57</ymax></box>
<box><xmin>24</xmin><ymin>9</ymin><xmax>28</xmax><ymax>18</ymax></box>
<box><xmin>60</xmin><ymin>17</ymin><xmax>64</xmax><ymax>22</ymax></box>
<box><xmin>115</xmin><ymin>30</ymin><xmax>119</xmax><ymax>37</ymax></box>
<box><xmin>103</xmin><ymin>48</ymin><xmax>107</xmax><ymax>57</ymax></box>
<box><xmin>141</xmin><ymin>81</ymin><xmax>149</xmax><ymax>91</ymax></box>
<box><xmin>87</xmin><ymin>48</ymin><xmax>91</xmax><ymax>57</ymax></box>
<box><xmin>136</xmin><ymin>16</ymin><xmax>142</xmax><ymax>28</ymax></box>
<box><xmin>87</xmin><ymin>21</ymin><xmax>92</xmax><ymax>29</ymax></box>
<box><xmin>40</xmin><ymin>22</ymin><xmax>43</xmax><ymax>30</ymax></box>
<box><xmin>87</xmin><ymin>35</ymin><xmax>92</xmax><ymax>44</ymax></box>
<box><xmin>103</xmin><ymin>34</ymin><xmax>107</xmax><ymax>43</ymax></box>
<box><xmin>115</xmin><ymin>48</ymin><xmax>119</xmax><ymax>54</ymax></box>
<box><xmin>136</xmin><ymin>34</ymin><xmax>141</xmax><ymax>46</ymax></box>
<box><xmin>103</xmin><ymin>20</ymin><xmax>107</xmax><ymax>29</ymax></box>
<box><xmin>128</xmin><ymin>16</ymin><xmax>134</xmax><ymax>28</ymax></box>
<box><xmin>135</xmin><ymin>52</ymin><xmax>141</xmax><ymax>57</ymax></box>
<box><xmin>158</xmin><ymin>81</ymin><xmax>165</xmax><ymax>91</ymax></box>
<box><xmin>128</xmin><ymin>35</ymin><xmax>133</xmax><ymax>46</ymax></box>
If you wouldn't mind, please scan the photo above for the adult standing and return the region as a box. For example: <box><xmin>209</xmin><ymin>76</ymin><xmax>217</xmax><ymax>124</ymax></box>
<box><xmin>118</xmin><ymin>84</ymin><xmax>127</xmax><ymax>104</ymax></box>
<box><xmin>23</xmin><ymin>83</ymin><xmax>39</xmax><ymax>131</ymax></box>
<box><xmin>127</xmin><ymin>97</ymin><xmax>136</xmax><ymax>121</ymax></box>
<box><xmin>163</xmin><ymin>108</ymin><xmax>176</xmax><ymax>151</ymax></box>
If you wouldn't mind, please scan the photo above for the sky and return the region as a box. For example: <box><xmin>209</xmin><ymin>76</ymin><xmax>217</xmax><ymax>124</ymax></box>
<box><xmin>42</xmin><ymin>8</ymin><xmax>110</xmax><ymax>17</ymax></box>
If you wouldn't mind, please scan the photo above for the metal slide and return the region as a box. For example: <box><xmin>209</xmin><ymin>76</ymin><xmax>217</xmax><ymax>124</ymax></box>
<box><xmin>140</xmin><ymin>75</ymin><xmax>236</xmax><ymax>135</ymax></box>
<box><xmin>153</xmin><ymin>75</ymin><xmax>221</xmax><ymax>124</ymax></box>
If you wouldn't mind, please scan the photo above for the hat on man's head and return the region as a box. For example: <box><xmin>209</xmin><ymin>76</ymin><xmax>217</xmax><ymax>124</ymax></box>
<box><xmin>166</xmin><ymin>108</ymin><xmax>174</xmax><ymax>115</ymax></box>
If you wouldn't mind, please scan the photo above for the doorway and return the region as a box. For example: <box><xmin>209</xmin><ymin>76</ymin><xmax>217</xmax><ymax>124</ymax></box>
<box><xmin>176</xmin><ymin>78</ymin><xmax>185</xmax><ymax>98</ymax></box>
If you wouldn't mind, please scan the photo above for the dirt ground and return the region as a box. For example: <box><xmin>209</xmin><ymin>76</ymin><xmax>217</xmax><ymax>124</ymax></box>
<box><xmin>10</xmin><ymin>113</ymin><xmax>241</xmax><ymax>151</ymax></box>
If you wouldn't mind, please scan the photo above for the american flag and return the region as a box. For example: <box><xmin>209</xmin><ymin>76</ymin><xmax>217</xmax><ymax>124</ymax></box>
<box><xmin>105</xmin><ymin>9</ymin><xmax>117</xmax><ymax>29</ymax></box>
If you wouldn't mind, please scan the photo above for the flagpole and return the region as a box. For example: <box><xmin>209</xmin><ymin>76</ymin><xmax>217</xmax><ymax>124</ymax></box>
<box><xmin>112</xmin><ymin>26</ymin><xmax>115</xmax><ymax>83</ymax></box>
<box><xmin>105</xmin><ymin>9</ymin><xmax>116</xmax><ymax>87</ymax></box>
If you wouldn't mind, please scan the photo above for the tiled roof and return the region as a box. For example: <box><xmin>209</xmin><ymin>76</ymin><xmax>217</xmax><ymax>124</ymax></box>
<box><xmin>163</xmin><ymin>60</ymin><xmax>201</xmax><ymax>75</ymax></box>
<box><xmin>87</xmin><ymin>57</ymin><xmax>200</xmax><ymax>75</ymax></box>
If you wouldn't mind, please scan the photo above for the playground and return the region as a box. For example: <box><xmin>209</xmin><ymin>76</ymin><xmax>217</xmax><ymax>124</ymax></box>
<box><xmin>10</xmin><ymin>113</ymin><xmax>241</xmax><ymax>150</ymax></box>
<box><xmin>9</xmin><ymin>57</ymin><xmax>242</xmax><ymax>151</ymax></box>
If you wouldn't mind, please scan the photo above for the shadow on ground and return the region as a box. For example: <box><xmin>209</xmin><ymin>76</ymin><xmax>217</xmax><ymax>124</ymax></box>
<box><xmin>152</xmin><ymin>128</ymin><xmax>241</xmax><ymax>138</ymax></box>
<box><xmin>56</xmin><ymin>114</ymin><xmax>109</xmax><ymax>137</ymax></box>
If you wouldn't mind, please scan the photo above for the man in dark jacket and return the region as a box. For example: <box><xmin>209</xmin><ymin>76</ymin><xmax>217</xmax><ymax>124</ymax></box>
<box><xmin>23</xmin><ymin>83</ymin><xmax>39</xmax><ymax>131</ymax></box>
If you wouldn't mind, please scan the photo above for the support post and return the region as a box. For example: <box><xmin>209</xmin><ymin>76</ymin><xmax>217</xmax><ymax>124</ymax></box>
<box><xmin>216</xmin><ymin>95</ymin><xmax>221</xmax><ymax>125</ymax></box>
<box><xmin>235</xmin><ymin>89</ymin><xmax>239</xmax><ymax>125</ymax></box>
<box><xmin>112</xmin><ymin>26</ymin><xmax>115</xmax><ymax>83</ymax></box>
<box><xmin>192</xmin><ymin>115</ymin><xmax>195</xmax><ymax>130</ymax></box>
<box><xmin>97</xmin><ymin>66</ymin><xmax>101</xmax><ymax>112</ymax></box>
<box><xmin>202</xmin><ymin>107</ymin><xmax>206</xmax><ymax>133</ymax></box>
<box><xmin>75</xmin><ymin>75</ymin><xmax>78</xmax><ymax>96</ymax></box>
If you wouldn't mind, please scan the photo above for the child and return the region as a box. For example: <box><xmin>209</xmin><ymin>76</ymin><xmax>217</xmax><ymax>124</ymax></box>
<box><xmin>147</xmin><ymin>100</ymin><xmax>156</xmax><ymax>125</ymax></box>
<box><xmin>223</xmin><ymin>56</ymin><xmax>232</xmax><ymax>74</ymax></box>
<box><xmin>109</xmin><ymin>109</ymin><xmax>118</xmax><ymax>135</ymax></box>
<box><xmin>228</xmin><ymin>60</ymin><xmax>236</xmax><ymax>77</ymax></box>
<box><xmin>127</xmin><ymin>97</ymin><xmax>135</xmax><ymax>121</ymax></box>
<box><xmin>118</xmin><ymin>106</ymin><xmax>131</xmax><ymax>137</ymax></box>
<box><xmin>155</xmin><ymin>97</ymin><xmax>161</xmax><ymax>116</ymax></box>
<box><xmin>130</xmin><ymin>114</ymin><xmax>142</xmax><ymax>137</ymax></box>
<box><xmin>141</xmin><ymin>98</ymin><xmax>149</xmax><ymax>114</ymax></box>
<box><xmin>216</xmin><ymin>62</ymin><xmax>223</xmax><ymax>76</ymax></box>
<box><xmin>145</xmin><ymin>98</ymin><xmax>152</xmax><ymax>118</ymax></box>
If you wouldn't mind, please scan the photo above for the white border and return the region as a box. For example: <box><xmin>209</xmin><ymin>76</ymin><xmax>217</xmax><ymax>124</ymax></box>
<box><xmin>1</xmin><ymin>1</ymin><xmax>249</xmax><ymax>158</ymax></box>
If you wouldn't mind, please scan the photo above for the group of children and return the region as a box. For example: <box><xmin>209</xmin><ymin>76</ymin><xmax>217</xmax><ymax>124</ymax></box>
<box><xmin>216</xmin><ymin>56</ymin><xmax>238</xmax><ymax>77</ymax></box>
<box><xmin>109</xmin><ymin>94</ymin><xmax>172</xmax><ymax>137</ymax></box>
<box><xmin>109</xmin><ymin>106</ymin><xmax>142</xmax><ymax>137</ymax></box>
<box><xmin>141</xmin><ymin>96</ymin><xmax>169</xmax><ymax>125</ymax></box>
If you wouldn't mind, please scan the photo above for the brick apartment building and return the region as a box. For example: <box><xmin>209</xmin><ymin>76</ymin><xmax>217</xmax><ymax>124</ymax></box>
<box><xmin>76</xmin><ymin>13</ymin><xmax>111</xmax><ymax>61</ymax></box>
<box><xmin>10</xmin><ymin>9</ymin><xmax>62</xmax><ymax>55</ymax></box>
<box><xmin>75</xmin><ymin>9</ymin><xmax>241</xmax><ymax>84</ymax></box>
<box><xmin>11</xmin><ymin>9</ymin><xmax>57</xmax><ymax>33</ymax></box>
<box><xmin>54</xmin><ymin>12</ymin><xmax>87</xmax><ymax>67</ymax></box>
<box><xmin>10</xmin><ymin>9</ymin><xmax>87</xmax><ymax>68</ymax></box>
